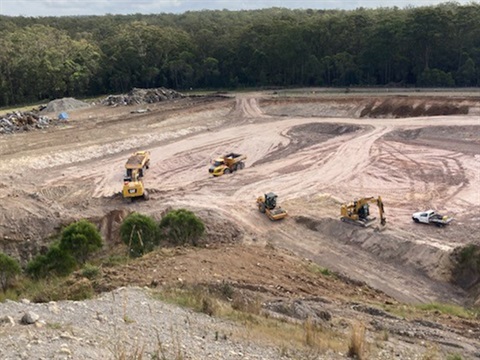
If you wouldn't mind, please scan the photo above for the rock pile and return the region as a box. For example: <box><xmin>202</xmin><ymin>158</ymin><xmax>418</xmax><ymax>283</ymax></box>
<box><xmin>102</xmin><ymin>87</ymin><xmax>185</xmax><ymax>106</ymax></box>
<box><xmin>0</xmin><ymin>111</ymin><xmax>55</xmax><ymax>134</ymax></box>
<box><xmin>41</xmin><ymin>97</ymin><xmax>90</xmax><ymax>113</ymax></box>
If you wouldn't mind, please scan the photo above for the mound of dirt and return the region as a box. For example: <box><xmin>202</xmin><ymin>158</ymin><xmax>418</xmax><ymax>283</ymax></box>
<box><xmin>102</xmin><ymin>87</ymin><xmax>185</xmax><ymax>106</ymax></box>
<box><xmin>360</xmin><ymin>98</ymin><xmax>469</xmax><ymax>118</ymax></box>
<box><xmin>41</xmin><ymin>97</ymin><xmax>90</xmax><ymax>113</ymax></box>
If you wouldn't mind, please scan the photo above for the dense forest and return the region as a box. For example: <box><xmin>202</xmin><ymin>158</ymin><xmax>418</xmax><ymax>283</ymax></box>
<box><xmin>0</xmin><ymin>2</ymin><xmax>479</xmax><ymax>106</ymax></box>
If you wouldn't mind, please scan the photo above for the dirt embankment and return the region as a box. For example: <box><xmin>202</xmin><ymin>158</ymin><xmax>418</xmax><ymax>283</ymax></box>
<box><xmin>260</xmin><ymin>95</ymin><xmax>480</xmax><ymax>118</ymax></box>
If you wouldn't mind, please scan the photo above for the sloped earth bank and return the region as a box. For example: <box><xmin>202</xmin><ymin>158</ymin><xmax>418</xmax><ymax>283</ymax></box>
<box><xmin>0</xmin><ymin>91</ymin><xmax>479</xmax><ymax>356</ymax></box>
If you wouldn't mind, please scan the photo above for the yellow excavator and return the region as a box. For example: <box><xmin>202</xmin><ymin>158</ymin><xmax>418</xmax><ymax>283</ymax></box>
<box><xmin>340</xmin><ymin>196</ymin><xmax>386</xmax><ymax>227</ymax></box>
<box><xmin>256</xmin><ymin>192</ymin><xmax>288</xmax><ymax>221</ymax></box>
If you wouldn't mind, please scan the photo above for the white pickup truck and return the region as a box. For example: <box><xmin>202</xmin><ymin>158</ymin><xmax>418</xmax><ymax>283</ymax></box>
<box><xmin>412</xmin><ymin>210</ymin><xmax>453</xmax><ymax>227</ymax></box>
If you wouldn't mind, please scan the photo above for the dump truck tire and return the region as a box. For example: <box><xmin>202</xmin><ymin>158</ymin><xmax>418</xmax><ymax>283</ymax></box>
<box><xmin>143</xmin><ymin>190</ymin><xmax>149</xmax><ymax>200</ymax></box>
<box><xmin>224</xmin><ymin>168</ymin><xmax>231</xmax><ymax>174</ymax></box>
<box><xmin>238</xmin><ymin>162</ymin><xmax>245</xmax><ymax>170</ymax></box>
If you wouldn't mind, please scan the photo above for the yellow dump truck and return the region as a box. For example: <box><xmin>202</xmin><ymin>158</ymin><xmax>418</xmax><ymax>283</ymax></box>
<box><xmin>209</xmin><ymin>152</ymin><xmax>246</xmax><ymax>176</ymax></box>
<box><xmin>125</xmin><ymin>151</ymin><xmax>150</xmax><ymax>178</ymax></box>
<box><xmin>122</xmin><ymin>151</ymin><xmax>150</xmax><ymax>201</ymax></box>
<box><xmin>122</xmin><ymin>170</ymin><xmax>149</xmax><ymax>201</ymax></box>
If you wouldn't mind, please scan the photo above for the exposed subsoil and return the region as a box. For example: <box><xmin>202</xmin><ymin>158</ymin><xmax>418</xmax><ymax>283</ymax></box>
<box><xmin>0</xmin><ymin>90</ymin><xmax>479</xmax><ymax>358</ymax></box>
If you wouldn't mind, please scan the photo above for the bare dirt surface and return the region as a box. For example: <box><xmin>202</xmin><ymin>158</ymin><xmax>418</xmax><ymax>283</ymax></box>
<box><xmin>0</xmin><ymin>90</ymin><xmax>479</xmax><ymax>358</ymax></box>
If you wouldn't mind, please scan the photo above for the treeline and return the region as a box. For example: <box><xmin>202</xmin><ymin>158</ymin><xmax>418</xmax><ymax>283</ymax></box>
<box><xmin>0</xmin><ymin>3</ymin><xmax>479</xmax><ymax>106</ymax></box>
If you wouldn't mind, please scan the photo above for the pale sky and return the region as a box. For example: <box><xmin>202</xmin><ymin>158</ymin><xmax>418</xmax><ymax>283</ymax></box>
<box><xmin>0</xmin><ymin>0</ymin><xmax>477</xmax><ymax>17</ymax></box>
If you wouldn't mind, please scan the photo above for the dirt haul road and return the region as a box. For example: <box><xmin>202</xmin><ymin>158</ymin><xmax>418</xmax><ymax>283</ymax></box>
<box><xmin>0</xmin><ymin>91</ymin><xmax>479</xmax><ymax>305</ymax></box>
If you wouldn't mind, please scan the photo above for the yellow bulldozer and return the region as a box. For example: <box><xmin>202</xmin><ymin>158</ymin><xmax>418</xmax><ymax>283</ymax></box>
<box><xmin>256</xmin><ymin>192</ymin><xmax>288</xmax><ymax>221</ymax></box>
<box><xmin>340</xmin><ymin>196</ymin><xmax>386</xmax><ymax>227</ymax></box>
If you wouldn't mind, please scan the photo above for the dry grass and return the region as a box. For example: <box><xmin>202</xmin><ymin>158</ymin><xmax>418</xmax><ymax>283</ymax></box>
<box><xmin>154</xmin><ymin>284</ymin><xmax>346</xmax><ymax>355</ymax></box>
<box><xmin>347</xmin><ymin>321</ymin><xmax>366</xmax><ymax>359</ymax></box>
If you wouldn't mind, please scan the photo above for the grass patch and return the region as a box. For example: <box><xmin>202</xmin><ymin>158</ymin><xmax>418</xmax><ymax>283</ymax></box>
<box><xmin>153</xmin><ymin>284</ymin><xmax>346</xmax><ymax>354</ymax></box>
<box><xmin>380</xmin><ymin>301</ymin><xmax>479</xmax><ymax>321</ymax></box>
<box><xmin>416</xmin><ymin>302</ymin><xmax>478</xmax><ymax>319</ymax></box>
<box><xmin>347</xmin><ymin>321</ymin><xmax>367</xmax><ymax>360</ymax></box>
<box><xmin>307</xmin><ymin>263</ymin><xmax>334</xmax><ymax>277</ymax></box>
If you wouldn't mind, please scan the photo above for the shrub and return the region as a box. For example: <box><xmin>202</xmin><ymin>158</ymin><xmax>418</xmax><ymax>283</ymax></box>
<box><xmin>348</xmin><ymin>321</ymin><xmax>366</xmax><ymax>359</ymax></box>
<box><xmin>27</xmin><ymin>245</ymin><xmax>77</xmax><ymax>279</ymax></box>
<box><xmin>59</xmin><ymin>219</ymin><xmax>103</xmax><ymax>264</ymax></box>
<box><xmin>120</xmin><ymin>212</ymin><xmax>159</xmax><ymax>258</ymax></box>
<box><xmin>159</xmin><ymin>209</ymin><xmax>205</xmax><ymax>246</ymax></box>
<box><xmin>81</xmin><ymin>263</ymin><xmax>100</xmax><ymax>279</ymax></box>
<box><xmin>0</xmin><ymin>253</ymin><xmax>21</xmax><ymax>292</ymax></box>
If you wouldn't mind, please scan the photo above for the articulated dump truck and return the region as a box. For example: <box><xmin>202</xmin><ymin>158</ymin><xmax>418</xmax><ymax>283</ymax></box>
<box><xmin>122</xmin><ymin>151</ymin><xmax>151</xmax><ymax>201</ymax></box>
<box><xmin>209</xmin><ymin>153</ymin><xmax>246</xmax><ymax>176</ymax></box>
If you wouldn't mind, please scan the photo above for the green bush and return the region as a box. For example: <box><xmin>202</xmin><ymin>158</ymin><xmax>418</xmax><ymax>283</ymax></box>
<box><xmin>59</xmin><ymin>219</ymin><xmax>103</xmax><ymax>264</ymax></box>
<box><xmin>27</xmin><ymin>246</ymin><xmax>77</xmax><ymax>279</ymax></box>
<box><xmin>0</xmin><ymin>252</ymin><xmax>21</xmax><ymax>292</ymax></box>
<box><xmin>159</xmin><ymin>209</ymin><xmax>205</xmax><ymax>246</ymax></box>
<box><xmin>81</xmin><ymin>263</ymin><xmax>101</xmax><ymax>279</ymax></box>
<box><xmin>120</xmin><ymin>212</ymin><xmax>159</xmax><ymax>258</ymax></box>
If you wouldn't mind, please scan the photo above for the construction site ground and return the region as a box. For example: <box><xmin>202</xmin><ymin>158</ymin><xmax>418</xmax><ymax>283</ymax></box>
<box><xmin>0</xmin><ymin>89</ymin><xmax>479</xmax><ymax>358</ymax></box>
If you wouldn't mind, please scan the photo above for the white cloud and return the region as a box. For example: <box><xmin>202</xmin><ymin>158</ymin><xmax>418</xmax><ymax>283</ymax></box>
<box><xmin>0</xmin><ymin>0</ymin><xmax>475</xmax><ymax>17</ymax></box>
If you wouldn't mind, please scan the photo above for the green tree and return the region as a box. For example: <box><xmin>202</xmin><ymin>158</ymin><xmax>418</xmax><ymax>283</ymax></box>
<box><xmin>26</xmin><ymin>246</ymin><xmax>77</xmax><ymax>279</ymax></box>
<box><xmin>0</xmin><ymin>253</ymin><xmax>21</xmax><ymax>292</ymax></box>
<box><xmin>159</xmin><ymin>209</ymin><xmax>205</xmax><ymax>246</ymax></box>
<box><xmin>59</xmin><ymin>219</ymin><xmax>103</xmax><ymax>265</ymax></box>
<box><xmin>120</xmin><ymin>213</ymin><xmax>159</xmax><ymax>258</ymax></box>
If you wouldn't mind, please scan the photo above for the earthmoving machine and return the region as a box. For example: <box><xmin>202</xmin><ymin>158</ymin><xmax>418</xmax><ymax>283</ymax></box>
<box><xmin>256</xmin><ymin>192</ymin><xmax>288</xmax><ymax>221</ymax></box>
<box><xmin>340</xmin><ymin>196</ymin><xmax>386</xmax><ymax>227</ymax></box>
<box><xmin>125</xmin><ymin>150</ymin><xmax>150</xmax><ymax>178</ymax></box>
<box><xmin>209</xmin><ymin>153</ymin><xmax>246</xmax><ymax>176</ymax></box>
<box><xmin>122</xmin><ymin>169</ymin><xmax>149</xmax><ymax>201</ymax></box>
<box><xmin>122</xmin><ymin>151</ymin><xmax>150</xmax><ymax>201</ymax></box>
<box><xmin>412</xmin><ymin>210</ymin><xmax>453</xmax><ymax>227</ymax></box>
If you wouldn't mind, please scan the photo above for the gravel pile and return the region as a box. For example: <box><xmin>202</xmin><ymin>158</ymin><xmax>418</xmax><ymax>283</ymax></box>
<box><xmin>102</xmin><ymin>87</ymin><xmax>185</xmax><ymax>106</ymax></box>
<box><xmin>0</xmin><ymin>287</ymin><xmax>289</xmax><ymax>360</ymax></box>
<box><xmin>41</xmin><ymin>98</ymin><xmax>90</xmax><ymax>113</ymax></box>
<box><xmin>0</xmin><ymin>111</ymin><xmax>53</xmax><ymax>134</ymax></box>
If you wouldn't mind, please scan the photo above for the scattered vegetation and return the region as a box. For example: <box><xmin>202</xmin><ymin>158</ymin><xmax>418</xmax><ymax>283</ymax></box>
<box><xmin>81</xmin><ymin>263</ymin><xmax>101</xmax><ymax>280</ymax></box>
<box><xmin>0</xmin><ymin>252</ymin><xmax>21</xmax><ymax>292</ymax></box>
<box><xmin>307</xmin><ymin>263</ymin><xmax>334</xmax><ymax>277</ymax></box>
<box><xmin>347</xmin><ymin>321</ymin><xmax>366</xmax><ymax>359</ymax></box>
<box><xmin>416</xmin><ymin>302</ymin><xmax>479</xmax><ymax>319</ymax></box>
<box><xmin>154</xmin><ymin>284</ymin><xmax>345</xmax><ymax>354</ymax></box>
<box><xmin>159</xmin><ymin>209</ymin><xmax>205</xmax><ymax>246</ymax></box>
<box><xmin>120</xmin><ymin>212</ymin><xmax>160</xmax><ymax>258</ymax></box>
